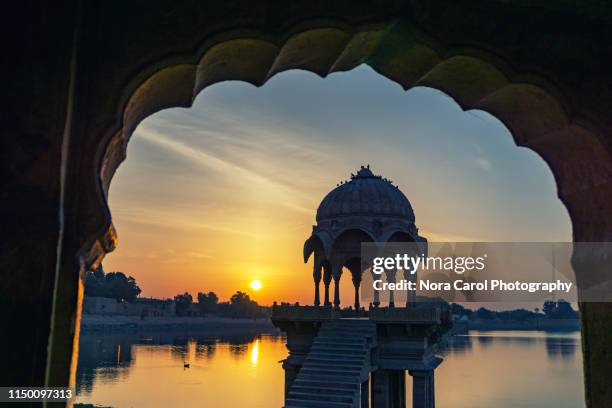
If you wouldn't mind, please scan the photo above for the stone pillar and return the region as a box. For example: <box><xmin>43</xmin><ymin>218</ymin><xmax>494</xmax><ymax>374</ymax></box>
<box><xmin>372</xmin><ymin>270</ymin><xmax>380</xmax><ymax>307</ymax></box>
<box><xmin>323</xmin><ymin>263</ymin><xmax>332</xmax><ymax>306</ymax></box>
<box><xmin>403</xmin><ymin>267</ymin><xmax>416</xmax><ymax>307</ymax></box>
<box><xmin>283</xmin><ymin>361</ymin><xmax>300</xmax><ymax>398</ymax></box>
<box><xmin>386</xmin><ymin>269</ymin><xmax>397</xmax><ymax>307</ymax></box>
<box><xmin>410</xmin><ymin>370</ymin><xmax>435</xmax><ymax>408</ymax></box>
<box><xmin>372</xmin><ymin>369</ymin><xmax>406</xmax><ymax>407</ymax></box>
<box><xmin>361</xmin><ymin>378</ymin><xmax>370</xmax><ymax>408</ymax></box>
<box><xmin>390</xmin><ymin>370</ymin><xmax>406</xmax><ymax>408</ymax></box>
<box><xmin>333</xmin><ymin>274</ymin><xmax>341</xmax><ymax>308</ymax></box>
<box><xmin>313</xmin><ymin>262</ymin><xmax>322</xmax><ymax>306</ymax></box>
<box><xmin>371</xmin><ymin>370</ymin><xmax>390</xmax><ymax>408</ymax></box>
<box><xmin>352</xmin><ymin>271</ymin><xmax>362</xmax><ymax>312</ymax></box>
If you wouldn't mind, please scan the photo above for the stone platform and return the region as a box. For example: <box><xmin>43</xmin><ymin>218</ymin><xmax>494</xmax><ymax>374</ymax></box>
<box><xmin>272</xmin><ymin>305</ymin><xmax>451</xmax><ymax>408</ymax></box>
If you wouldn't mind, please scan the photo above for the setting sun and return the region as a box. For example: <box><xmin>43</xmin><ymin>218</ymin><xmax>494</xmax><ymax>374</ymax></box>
<box><xmin>250</xmin><ymin>280</ymin><xmax>263</xmax><ymax>291</ymax></box>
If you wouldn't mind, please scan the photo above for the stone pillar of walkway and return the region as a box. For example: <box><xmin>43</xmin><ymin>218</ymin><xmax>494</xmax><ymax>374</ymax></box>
<box><xmin>390</xmin><ymin>370</ymin><xmax>406</xmax><ymax>408</ymax></box>
<box><xmin>372</xmin><ymin>369</ymin><xmax>407</xmax><ymax>408</ymax></box>
<box><xmin>283</xmin><ymin>361</ymin><xmax>300</xmax><ymax>399</ymax></box>
<box><xmin>361</xmin><ymin>377</ymin><xmax>370</xmax><ymax>408</ymax></box>
<box><xmin>410</xmin><ymin>370</ymin><xmax>435</xmax><ymax>408</ymax></box>
<box><xmin>371</xmin><ymin>370</ymin><xmax>390</xmax><ymax>408</ymax></box>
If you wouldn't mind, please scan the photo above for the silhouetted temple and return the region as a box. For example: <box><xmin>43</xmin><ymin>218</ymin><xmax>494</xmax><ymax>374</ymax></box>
<box><xmin>272</xmin><ymin>166</ymin><xmax>451</xmax><ymax>408</ymax></box>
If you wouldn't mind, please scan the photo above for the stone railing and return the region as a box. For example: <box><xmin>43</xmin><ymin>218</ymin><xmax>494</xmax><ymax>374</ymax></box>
<box><xmin>368</xmin><ymin>306</ymin><xmax>443</xmax><ymax>323</ymax></box>
<box><xmin>271</xmin><ymin>305</ymin><xmax>336</xmax><ymax>321</ymax></box>
<box><xmin>271</xmin><ymin>304</ymin><xmax>448</xmax><ymax>324</ymax></box>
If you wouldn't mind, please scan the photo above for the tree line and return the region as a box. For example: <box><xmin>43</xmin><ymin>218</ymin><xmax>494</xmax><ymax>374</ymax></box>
<box><xmin>84</xmin><ymin>266</ymin><xmax>141</xmax><ymax>302</ymax></box>
<box><xmin>84</xmin><ymin>266</ymin><xmax>268</xmax><ymax>318</ymax></box>
<box><xmin>451</xmin><ymin>299</ymin><xmax>579</xmax><ymax>321</ymax></box>
<box><xmin>174</xmin><ymin>291</ymin><xmax>268</xmax><ymax>318</ymax></box>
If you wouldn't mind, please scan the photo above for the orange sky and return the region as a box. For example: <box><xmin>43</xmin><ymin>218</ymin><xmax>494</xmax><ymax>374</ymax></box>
<box><xmin>103</xmin><ymin>67</ymin><xmax>571</xmax><ymax>306</ymax></box>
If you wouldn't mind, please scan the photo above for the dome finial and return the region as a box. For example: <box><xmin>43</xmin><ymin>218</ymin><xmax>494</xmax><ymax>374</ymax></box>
<box><xmin>355</xmin><ymin>165</ymin><xmax>374</xmax><ymax>178</ymax></box>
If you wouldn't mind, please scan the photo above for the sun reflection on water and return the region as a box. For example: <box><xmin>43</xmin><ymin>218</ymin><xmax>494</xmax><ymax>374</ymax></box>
<box><xmin>251</xmin><ymin>339</ymin><xmax>259</xmax><ymax>366</ymax></box>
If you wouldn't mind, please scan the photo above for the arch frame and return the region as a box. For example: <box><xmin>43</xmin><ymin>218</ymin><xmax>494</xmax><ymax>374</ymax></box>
<box><xmin>6</xmin><ymin>3</ymin><xmax>611</xmax><ymax>406</ymax></box>
<box><xmin>81</xmin><ymin>15</ymin><xmax>612</xmax><ymax>408</ymax></box>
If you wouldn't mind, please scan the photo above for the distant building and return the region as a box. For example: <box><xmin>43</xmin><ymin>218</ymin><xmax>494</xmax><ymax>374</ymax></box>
<box><xmin>183</xmin><ymin>303</ymin><xmax>202</xmax><ymax>317</ymax></box>
<box><xmin>133</xmin><ymin>298</ymin><xmax>176</xmax><ymax>317</ymax></box>
<box><xmin>82</xmin><ymin>297</ymin><xmax>121</xmax><ymax>315</ymax></box>
<box><xmin>83</xmin><ymin>296</ymin><xmax>175</xmax><ymax>317</ymax></box>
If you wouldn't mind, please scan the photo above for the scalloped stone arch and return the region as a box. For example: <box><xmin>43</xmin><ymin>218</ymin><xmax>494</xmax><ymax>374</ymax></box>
<box><xmin>98</xmin><ymin>27</ymin><xmax>610</xmax><ymax>258</ymax></box>
<box><xmin>39</xmin><ymin>15</ymin><xmax>611</xmax><ymax>408</ymax></box>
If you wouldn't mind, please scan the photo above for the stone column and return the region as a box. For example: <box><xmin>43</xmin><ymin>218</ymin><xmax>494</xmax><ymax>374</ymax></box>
<box><xmin>361</xmin><ymin>378</ymin><xmax>370</xmax><ymax>408</ymax></box>
<box><xmin>372</xmin><ymin>270</ymin><xmax>380</xmax><ymax>307</ymax></box>
<box><xmin>386</xmin><ymin>269</ymin><xmax>397</xmax><ymax>307</ymax></box>
<box><xmin>410</xmin><ymin>370</ymin><xmax>435</xmax><ymax>408</ymax></box>
<box><xmin>371</xmin><ymin>370</ymin><xmax>390</xmax><ymax>408</ymax></box>
<box><xmin>352</xmin><ymin>271</ymin><xmax>362</xmax><ymax>313</ymax></box>
<box><xmin>372</xmin><ymin>369</ymin><xmax>406</xmax><ymax>407</ymax></box>
<box><xmin>403</xmin><ymin>266</ymin><xmax>416</xmax><ymax>307</ymax></box>
<box><xmin>390</xmin><ymin>370</ymin><xmax>406</xmax><ymax>408</ymax></box>
<box><xmin>313</xmin><ymin>262</ymin><xmax>322</xmax><ymax>306</ymax></box>
<box><xmin>332</xmin><ymin>260</ymin><xmax>342</xmax><ymax>308</ymax></box>
<box><xmin>323</xmin><ymin>263</ymin><xmax>332</xmax><ymax>306</ymax></box>
<box><xmin>333</xmin><ymin>274</ymin><xmax>341</xmax><ymax>308</ymax></box>
<box><xmin>283</xmin><ymin>361</ymin><xmax>300</xmax><ymax>398</ymax></box>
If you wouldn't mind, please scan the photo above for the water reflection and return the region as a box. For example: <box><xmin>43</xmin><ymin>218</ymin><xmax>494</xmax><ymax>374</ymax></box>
<box><xmin>545</xmin><ymin>336</ymin><xmax>578</xmax><ymax>359</ymax></box>
<box><xmin>251</xmin><ymin>339</ymin><xmax>260</xmax><ymax>366</ymax></box>
<box><xmin>76</xmin><ymin>330</ymin><xmax>584</xmax><ymax>408</ymax></box>
<box><xmin>76</xmin><ymin>335</ymin><xmax>135</xmax><ymax>394</ymax></box>
<box><xmin>442</xmin><ymin>333</ymin><xmax>473</xmax><ymax>355</ymax></box>
<box><xmin>435</xmin><ymin>331</ymin><xmax>584</xmax><ymax>408</ymax></box>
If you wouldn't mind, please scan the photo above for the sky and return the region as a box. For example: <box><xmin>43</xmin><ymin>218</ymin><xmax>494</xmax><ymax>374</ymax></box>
<box><xmin>103</xmin><ymin>65</ymin><xmax>572</xmax><ymax>305</ymax></box>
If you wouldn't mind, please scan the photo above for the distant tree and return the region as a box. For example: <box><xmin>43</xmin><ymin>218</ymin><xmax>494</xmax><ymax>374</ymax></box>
<box><xmin>84</xmin><ymin>265</ymin><xmax>106</xmax><ymax>297</ymax></box>
<box><xmin>105</xmin><ymin>272</ymin><xmax>141</xmax><ymax>302</ymax></box>
<box><xmin>197</xmin><ymin>291</ymin><xmax>219</xmax><ymax>314</ymax></box>
<box><xmin>225</xmin><ymin>291</ymin><xmax>266</xmax><ymax>319</ymax></box>
<box><xmin>174</xmin><ymin>292</ymin><xmax>193</xmax><ymax>316</ymax></box>
<box><xmin>450</xmin><ymin>303</ymin><xmax>472</xmax><ymax>317</ymax></box>
<box><xmin>543</xmin><ymin>300</ymin><xmax>557</xmax><ymax>317</ymax></box>
<box><xmin>230</xmin><ymin>291</ymin><xmax>252</xmax><ymax>318</ymax></box>
<box><xmin>84</xmin><ymin>265</ymin><xmax>141</xmax><ymax>302</ymax></box>
<box><xmin>555</xmin><ymin>300</ymin><xmax>578</xmax><ymax>318</ymax></box>
<box><xmin>474</xmin><ymin>307</ymin><xmax>496</xmax><ymax>320</ymax></box>
<box><xmin>497</xmin><ymin>308</ymin><xmax>538</xmax><ymax>321</ymax></box>
<box><xmin>542</xmin><ymin>300</ymin><xmax>578</xmax><ymax>319</ymax></box>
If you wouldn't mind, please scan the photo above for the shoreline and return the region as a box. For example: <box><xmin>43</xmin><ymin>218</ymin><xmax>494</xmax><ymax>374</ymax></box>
<box><xmin>452</xmin><ymin>318</ymin><xmax>580</xmax><ymax>334</ymax></box>
<box><xmin>80</xmin><ymin>314</ymin><xmax>277</xmax><ymax>334</ymax></box>
<box><xmin>80</xmin><ymin>314</ymin><xmax>580</xmax><ymax>335</ymax></box>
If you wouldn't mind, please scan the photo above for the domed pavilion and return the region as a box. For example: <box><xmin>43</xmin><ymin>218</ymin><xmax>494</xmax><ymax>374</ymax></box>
<box><xmin>304</xmin><ymin>165</ymin><xmax>427</xmax><ymax>309</ymax></box>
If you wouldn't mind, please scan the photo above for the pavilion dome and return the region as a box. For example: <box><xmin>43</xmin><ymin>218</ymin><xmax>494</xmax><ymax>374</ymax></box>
<box><xmin>316</xmin><ymin>166</ymin><xmax>415</xmax><ymax>223</ymax></box>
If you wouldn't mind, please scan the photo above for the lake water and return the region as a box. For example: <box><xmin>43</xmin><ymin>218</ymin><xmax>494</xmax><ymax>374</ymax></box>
<box><xmin>75</xmin><ymin>329</ymin><xmax>584</xmax><ymax>408</ymax></box>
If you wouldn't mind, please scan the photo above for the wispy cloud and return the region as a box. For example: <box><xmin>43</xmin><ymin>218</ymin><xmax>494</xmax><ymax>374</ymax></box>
<box><xmin>111</xmin><ymin>206</ymin><xmax>267</xmax><ymax>239</ymax></box>
<box><xmin>473</xmin><ymin>157</ymin><xmax>492</xmax><ymax>171</ymax></box>
<box><xmin>137</xmin><ymin>127</ymin><xmax>315</xmax><ymax>214</ymax></box>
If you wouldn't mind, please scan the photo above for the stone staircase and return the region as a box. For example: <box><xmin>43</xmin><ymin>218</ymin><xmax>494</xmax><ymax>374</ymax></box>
<box><xmin>285</xmin><ymin>319</ymin><xmax>376</xmax><ymax>408</ymax></box>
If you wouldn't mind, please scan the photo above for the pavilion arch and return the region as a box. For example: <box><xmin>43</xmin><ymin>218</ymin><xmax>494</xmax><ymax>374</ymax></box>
<box><xmin>8</xmin><ymin>4</ymin><xmax>611</xmax><ymax>407</ymax></box>
<box><xmin>382</xmin><ymin>230</ymin><xmax>418</xmax><ymax>243</ymax></box>
<box><xmin>303</xmin><ymin>232</ymin><xmax>334</xmax><ymax>263</ymax></box>
<box><xmin>327</xmin><ymin>228</ymin><xmax>374</xmax><ymax>308</ymax></box>
<box><xmin>332</xmin><ymin>228</ymin><xmax>376</xmax><ymax>252</ymax></box>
